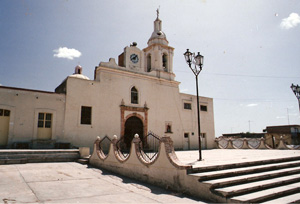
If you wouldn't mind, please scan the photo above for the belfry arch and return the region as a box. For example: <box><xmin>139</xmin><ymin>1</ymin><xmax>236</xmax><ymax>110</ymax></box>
<box><xmin>162</xmin><ymin>53</ymin><xmax>168</xmax><ymax>71</ymax></box>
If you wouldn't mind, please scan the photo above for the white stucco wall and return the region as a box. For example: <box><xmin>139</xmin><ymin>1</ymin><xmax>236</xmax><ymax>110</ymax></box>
<box><xmin>0</xmin><ymin>87</ymin><xmax>65</xmax><ymax>146</ymax></box>
<box><xmin>180</xmin><ymin>93</ymin><xmax>215</xmax><ymax>149</ymax></box>
<box><xmin>62</xmin><ymin>65</ymin><xmax>215</xmax><ymax>150</ymax></box>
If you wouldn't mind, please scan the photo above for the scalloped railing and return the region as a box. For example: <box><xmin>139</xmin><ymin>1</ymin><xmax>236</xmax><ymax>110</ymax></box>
<box><xmin>215</xmin><ymin>136</ymin><xmax>300</xmax><ymax>150</ymax></box>
<box><xmin>138</xmin><ymin>131</ymin><xmax>160</xmax><ymax>163</ymax></box>
<box><xmin>90</xmin><ymin>133</ymin><xmax>194</xmax><ymax>195</ymax></box>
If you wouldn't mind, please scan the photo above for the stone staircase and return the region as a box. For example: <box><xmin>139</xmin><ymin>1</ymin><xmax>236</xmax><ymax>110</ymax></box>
<box><xmin>188</xmin><ymin>156</ymin><xmax>300</xmax><ymax>203</ymax></box>
<box><xmin>0</xmin><ymin>149</ymin><xmax>80</xmax><ymax>164</ymax></box>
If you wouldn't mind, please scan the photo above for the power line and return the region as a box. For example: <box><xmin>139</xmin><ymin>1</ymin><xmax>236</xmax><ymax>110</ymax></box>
<box><xmin>204</xmin><ymin>73</ymin><xmax>300</xmax><ymax>79</ymax></box>
<box><xmin>174</xmin><ymin>70</ymin><xmax>300</xmax><ymax>79</ymax></box>
<box><xmin>213</xmin><ymin>98</ymin><xmax>295</xmax><ymax>102</ymax></box>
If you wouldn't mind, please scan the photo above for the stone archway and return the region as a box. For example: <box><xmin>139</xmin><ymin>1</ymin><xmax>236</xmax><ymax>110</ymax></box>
<box><xmin>124</xmin><ymin>116</ymin><xmax>144</xmax><ymax>149</ymax></box>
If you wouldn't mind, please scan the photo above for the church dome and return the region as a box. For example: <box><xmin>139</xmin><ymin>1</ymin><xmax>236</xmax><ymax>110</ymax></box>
<box><xmin>69</xmin><ymin>65</ymin><xmax>90</xmax><ymax>80</ymax></box>
<box><xmin>69</xmin><ymin>74</ymin><xmax>90</xmax><ymax>80</ymax></box>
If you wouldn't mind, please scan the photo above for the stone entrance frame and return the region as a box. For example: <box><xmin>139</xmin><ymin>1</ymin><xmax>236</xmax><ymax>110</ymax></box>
<box><xmin>120</xmin><ymin>104</ymin><xmax>148</xmax><ymax>142</ymax></box>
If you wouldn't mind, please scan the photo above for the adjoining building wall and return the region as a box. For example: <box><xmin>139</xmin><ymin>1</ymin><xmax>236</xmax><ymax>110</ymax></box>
<box><xmin>180</xmin><ymin>93</ymin><xmax>215</xmax><ymax>149</ymax></box>
<box><xmin>0</xmin><ymin>87</ymin><xmax>65</xmax><ymax>147</ymax></box>
<box><xmin>264</xmin><ymin>125</ymin><xmax>300</xmax><ymax>148</ymax></box>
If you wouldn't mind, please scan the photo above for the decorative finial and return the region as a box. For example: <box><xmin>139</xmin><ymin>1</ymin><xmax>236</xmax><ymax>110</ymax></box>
<box><xmin>156</xmin><ymin>6</ymin><xmax>160</xmax><ymax>19</ymax></box>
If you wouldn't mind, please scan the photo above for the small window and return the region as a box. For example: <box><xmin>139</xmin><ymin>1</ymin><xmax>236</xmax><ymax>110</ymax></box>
<box><xmin>38</xmin><ymin>121</ymin><xmax>44</xmax><ymax>128</ymax></box>
<box><xmin>81</xmin><ymin>106</ymin><xmax>92</xmax><ymax>125</ymax></box>
<box><xmin>46</xmin><ymin>113</ymin><xmax>52</xmax><ymax>121</ymax></box>
<box><xmin>38</xmin><ymin>113</ymin><xmax>44</xmax><ymax>128</ymax></box>
<box><xmin>45</xmin><ymin>121</ymin><xmax>52</xmax><ymax>128</ymax></box>
<box><xmin>184</xmin><ymin>133</ymin><xmax>189</xmax><ymax>138</ymax></box>
<box><xmin>184</xmin><ymin>103</ymin><xmax>192</xmax><ymax>110</ymax></box>
<box><xmin>38</xmin><ymin>113</ymin><xmax>44</xmax><ymax>120</ymax></box>
<box><xmin>4</xmin><ymin>110</ymin><xmax>10</xmax><ymax>117</ymax></box>
<box><xmin>0</xmin><ymin>109</ymin><xmax>3</xmax><ymax>116</ymax></box>
<box><xmin>200</xmin><ymin>105</ymin><xmax>207</xmax><ymax>111</ymax></box>
<box><xmin>38</xmin><ymin>112</ymin><xmax>52</xmax><ymax>128</ymax></box>
<box><xmin>131</xmin><ymin>87</ymin><xmax>138</xmax><ymax>104</ymax></box>
<box><xmin>165</xmin><ymin>123</ymin><xmax>172</xmax><ymax>133</ymax></box>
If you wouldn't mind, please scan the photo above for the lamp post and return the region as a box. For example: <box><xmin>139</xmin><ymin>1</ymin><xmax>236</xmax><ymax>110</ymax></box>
<box><xmin>291</xmin><ymin>83</ymin><xmax>300</xmax><ymax>112</ymax></box>
<box><xmin>184</xmin><ymin>49</ymin><xmax>204</xmax><ymax>161</ymax></box>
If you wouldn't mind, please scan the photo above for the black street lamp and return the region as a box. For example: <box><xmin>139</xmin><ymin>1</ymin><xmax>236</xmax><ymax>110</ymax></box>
<box><xmin>184</xmin><ymin>49</ymin><xmax>204</xmax><ymax>161</ymax></box>
<box><xmin>291</xmin><ymin>83</ymin><xmax>300</xmax><ymax>112</ymax></box>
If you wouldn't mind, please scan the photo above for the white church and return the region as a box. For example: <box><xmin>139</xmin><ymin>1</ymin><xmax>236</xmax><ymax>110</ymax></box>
<box><xmin>0</xmin><ymin>14</ymin><xmax>215</xmax><ymax>151</ymax></box>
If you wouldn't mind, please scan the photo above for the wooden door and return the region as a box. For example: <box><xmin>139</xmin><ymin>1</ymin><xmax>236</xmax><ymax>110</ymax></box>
<box><xmin>37</xmin><ymin>113</ymin><xmax>52</xmax><ymax>140</ymax></box>
<box><xmin>0</xmin><ymin>109</ymin><xmax>10</xmax><ymax>146</ymax></box>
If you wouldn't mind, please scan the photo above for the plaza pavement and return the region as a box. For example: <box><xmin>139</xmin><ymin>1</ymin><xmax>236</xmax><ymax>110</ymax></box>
<box><xmin>1</xmin><ymin>149</ymin><xmax>300</xmax><ymax>203</ymax></box>
<box><xmin>0</xmin><ymin>162</ymin><xmax>202</xmax><ymax>203</ymax></box>
<box><xmin>175</xmin><ymin>149</ymin><xmax>300</xmax><ymax>168</ymax></box>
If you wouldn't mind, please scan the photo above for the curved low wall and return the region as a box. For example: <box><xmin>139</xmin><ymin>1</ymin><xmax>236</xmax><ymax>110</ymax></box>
<box><xmin>89</xmin><ymin>135</ymin><xmax>217</xmax><ymax>201</ymax></box>
<box><xmin>215</xmin><ymin>136</ymin><xmax>300</xmax><ymax>150</ymax></box>
<box><xmin>90</xmin><ymin>135</ymin><xmax>191</xmax><ymax>189</ymax></box>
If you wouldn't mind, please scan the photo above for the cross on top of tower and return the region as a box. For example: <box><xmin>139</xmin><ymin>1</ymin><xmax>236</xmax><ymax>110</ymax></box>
<box><xmin>156</xmin><ymin>7</ymin><xmax>160</xmax><ymax>19</ymax></box>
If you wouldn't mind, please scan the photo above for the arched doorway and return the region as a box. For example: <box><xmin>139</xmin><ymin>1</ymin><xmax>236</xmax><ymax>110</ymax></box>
<box><xmin>124</xmin><ymin>116</ymin><xmax>144</xmax><ymax>149</ymax></box>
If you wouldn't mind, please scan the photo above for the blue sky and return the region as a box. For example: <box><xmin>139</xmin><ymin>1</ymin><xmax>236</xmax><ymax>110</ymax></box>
<box><xmin>1</xmin><ymin>0</ymin><xmax>300</xmax><ymax>137</ymax></box>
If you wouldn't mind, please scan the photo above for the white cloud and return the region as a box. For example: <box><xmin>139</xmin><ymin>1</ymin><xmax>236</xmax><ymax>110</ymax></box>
<box><xmin>247</xmin><ymin>103</ymin><xmax>258</xmax><ymax>107</ymax></box>
<box><xmin>280</xmin><ymin>13</ymin><xmax>300</xmax><ymax>29</ymax></box>
<box><xmin>276</xmin><ymin>116</ymin><xmax>286</xmax><ymax>119</ymax></box>
<box><xmin>53</xmin><ymin>47</ymin><xmax>81</xmax><ymax>60</ymax></box>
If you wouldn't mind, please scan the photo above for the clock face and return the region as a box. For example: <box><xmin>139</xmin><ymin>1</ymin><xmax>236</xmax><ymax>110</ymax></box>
<box><xmin>130</xmin><ymin>54</ymin><xmax>139</xmax><ymax>64</ymax></box>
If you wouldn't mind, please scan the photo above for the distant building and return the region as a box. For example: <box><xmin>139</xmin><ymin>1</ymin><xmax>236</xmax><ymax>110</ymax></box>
<box><xmin>0</xmin><ymin>14</ymin><xmax>215</xmax><ymax>150</ymax></box>
<box><xmin>219</xmin><ymin>125</ymin><xmax>300</xmax><ymax>149</ymax></box>
<box><xmin>221</xmin><ymin>133</ymin><xmax>265</xmax><ymax>139</ymax></box>
<box><xmin>263</xmin><ymin>125</ymin><xmax>300</xmax><ymax>148</ymax></box>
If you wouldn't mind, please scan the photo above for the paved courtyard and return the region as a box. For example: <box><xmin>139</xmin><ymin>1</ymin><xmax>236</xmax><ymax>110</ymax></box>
<box><xmin>1</xmin><ymin>149</ymin><xmax>300</xmax><ymax>203</ymax></box>
<box><xmin>175</xmin><ymin>149</ymin><xmax>300</xmax><ymax>168</ymax></box>
<box><xmin>0</xmin><ymin>162</ymin><xmax>202</xmax><ymax>203</ymax></box>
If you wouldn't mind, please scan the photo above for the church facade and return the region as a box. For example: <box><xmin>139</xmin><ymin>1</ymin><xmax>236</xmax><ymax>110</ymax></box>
<box><xmin>0</xmin><ymin>15</ymin><xmax>215</xmax><ymax>150</ymax></box>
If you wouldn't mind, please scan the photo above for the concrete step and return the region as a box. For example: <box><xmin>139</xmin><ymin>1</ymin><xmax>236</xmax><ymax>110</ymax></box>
<box><xmin>189</xmin><ymin>160</ymin><xmax>300</xmax><ymax>182</ymax></box>
<box><xmin>188</xmin><ymin>156</ymin><xmax>300</xmax><ymax>174</ymax></box>
<box><xmin>0</xmin><ymin>158</ymin><xmax>27</xmax><ymax>164</ymax></box>
<box><xmin>0</xmin><ymin>149</ymin><xmax>80</xmax><ymax>164</ymax></box>
<box><xmin>214</xmin><ymin>174</ymin><xmax>300</xmax><ymax>198</ymax></box>
<box><xmin>203</xmin><ymin>166</ymin><xmax>300</xmax><ymax>188</ymax></box>
<box><xmin>261</xmin><ymin>192</ymin><xmax>300</xmax><ymax>204</ymax></box>
<box><xmin>229</xmin><ymin>181</ymin><xmax>300</xmax><ymax>203</ymax></box>
<box><xmin>0</xmin><ymin>149</ymin><xmax>79</xmax><ymax>155</ymax></box>
<box><xmin>188</xmin><ymin>154</ymin><xmax>300</xmax><ymax>202</ymax></box>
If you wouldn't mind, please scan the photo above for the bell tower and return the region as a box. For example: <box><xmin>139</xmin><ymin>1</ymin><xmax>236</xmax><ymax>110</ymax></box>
<box><xmin>143</xmin><ymin>10</ymin><xmax>174</xmax><ymax>75</ymax></box>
